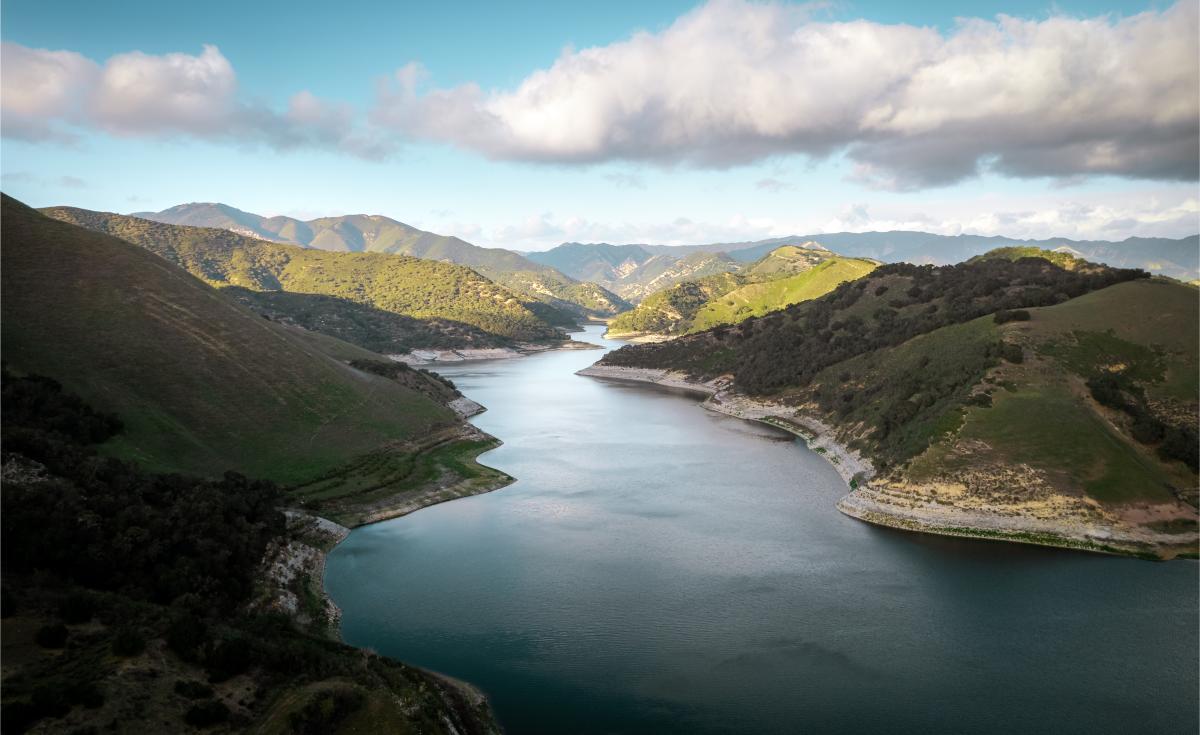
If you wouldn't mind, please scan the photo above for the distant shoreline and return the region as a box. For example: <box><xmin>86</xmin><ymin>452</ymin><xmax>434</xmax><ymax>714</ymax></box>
<box><xmin>391</xmin><ymin>338</ymin><xmax>601</xmax><ymax>365</ymax></box>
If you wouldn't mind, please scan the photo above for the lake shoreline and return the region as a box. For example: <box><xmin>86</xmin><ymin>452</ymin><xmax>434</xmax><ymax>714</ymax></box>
<box><xmin>391</xmin><ymin>338</ymin><xmax>601</xmax><ymax>365</ymax></box>
<box><xmin>574</xmin><ymin>364</ymin><xmax>1198</xmax><ymax>560</ymax></box>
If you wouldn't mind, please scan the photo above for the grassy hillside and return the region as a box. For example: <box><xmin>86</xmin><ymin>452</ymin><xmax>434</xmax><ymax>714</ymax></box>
<box><xmin>607</xmin><ymin>273</ymin><xmax>744</xmax><ymax>336</ymax></box>
<box><xmin>1</xmin><ymin>369</ymin><xmax>499</xmax><ymax>735</ymax></box>
<box><xmin>690</xmin><ymin>257</ymin><xmax>879</xmax><ymax>332</ymax></box>
<box><xmin>4</xmin><ymin>195</ymin><xmax>460</xmax><ymax>483</ymax></box>
<box><xmin>136</xmin><ymin>202</ymin><xmax>620</xmax><ymax>318</ymax></box>
<box><xmin>601</xmin><ymin>252</ymin><xmax>1197</xmax><ymax>547</ymax></box>
<box><xmin>41</xmin><ymin>207</ymin><xmax>565</xmax><ymax>348</ymax></box>
<box><xmin>607</xmin><ymin>247</ymin><xmax>876</xmax><ymax>336</ymax></box>
<box><xmin>742</xmin><ymin>243</ymin><xmax>839</xmax><ymax>276</ymax></box>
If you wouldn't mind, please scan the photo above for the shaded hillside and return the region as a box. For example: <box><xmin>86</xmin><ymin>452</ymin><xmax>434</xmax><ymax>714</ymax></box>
<box><xmin>0</xmin><ymin>369</ymin><xmax>500</xmax><ymax>735</ymax></box>
<box><xmin>607</xmin><ymin>273</ymin><xmax>744</xmax><ymax>336</ymax></box>
<box><xmin>4</xmin><ymin>195</ymin><xmax>460</xmax><ymax>483</ymax></box>
<box><xmin>604</xmin><ymin>253</ymin><xmax>1148</xmax><ymax>396</ymax></box>
<box><xmin>135</xmin><ymin>202</ymin><xmax>623</xmax><ymax>318</ymax></box>
<box><xmin>41</xmin><ymin>207</ymin><xmax>565</xmax><ymax>348</ymax></box>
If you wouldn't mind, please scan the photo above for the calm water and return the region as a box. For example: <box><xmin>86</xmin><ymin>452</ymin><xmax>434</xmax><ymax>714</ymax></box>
<box><xmin>326</xmin><ymin>324</ymin><xmax>1198</xmax><ymax>735</ymax></box>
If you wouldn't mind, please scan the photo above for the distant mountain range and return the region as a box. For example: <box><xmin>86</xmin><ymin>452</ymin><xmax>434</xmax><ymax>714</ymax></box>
<box><xmin>134</xmin><ymin>203</ymin><xmax>629</xmax><ymax>318</ymax></box>
<box><xmin>533</xmin><ymin>232</ymin><xmax>1199</xmax><ymax>299</ymax></box>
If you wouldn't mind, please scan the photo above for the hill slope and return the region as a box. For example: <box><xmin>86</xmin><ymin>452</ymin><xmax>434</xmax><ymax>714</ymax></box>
<box><xmin>592</xmin><ymin>252</ymin><xmax>1197</xmax><ymax>557</ymax></box>
<box><xmin>135</xmin><ymin>202</ymin><xmax>627</xmax><ymax>318</ymax></box>
<box><xmin>41</xmin><ymin>207</ymin><xmax>565</xmax><ymax>350</ymax></box>
<box><xmin>607</xmin><ymin>245</ymin><xmax>877</xmax><ymax>337</ymax></box>
<box><xmin>4</xmin><ymin>195</ymin><xmax>460</xmax><ymax>483</ymax></box>
<box><xmin>536</xmin><ymin>232</ymin><xmax>1200</xmax><ymax>283</ymax></box>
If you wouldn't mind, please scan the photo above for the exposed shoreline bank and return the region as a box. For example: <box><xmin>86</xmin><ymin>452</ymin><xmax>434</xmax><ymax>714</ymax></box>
<box><xmin>575</xmin><ymin>364</ymin><xmax>1198</xmax><ymax>560</ymax></box>
<box><xmin>392</xmin><ymin>338</ymin><xmax>600</xmax><ymax>365</ymax></box>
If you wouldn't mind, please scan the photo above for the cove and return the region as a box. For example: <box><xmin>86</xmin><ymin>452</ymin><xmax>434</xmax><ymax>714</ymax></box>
<box><xmin>324</xmin><ymin>324</ymin><xmax>1198</xmax><ymax>735</ymax></box>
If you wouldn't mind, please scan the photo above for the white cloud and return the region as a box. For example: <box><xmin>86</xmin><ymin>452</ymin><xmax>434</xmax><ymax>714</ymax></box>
<box><xmin>465</xmin><ymin>190</ymin><xmax>1198</xmax><ymax>251</ymax></box>
<box><xmin>372</xmin><ymin>0</ymin><xmax>1199</xmax><ymax>187</ymax></box>
<box><xmin>0</xmin><ymin>43</ymin><xmax>390</xmax><ymax>157</ymax></box>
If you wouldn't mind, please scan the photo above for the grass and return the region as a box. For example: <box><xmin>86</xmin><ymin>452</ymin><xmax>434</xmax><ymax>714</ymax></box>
<box><xmin>41</xmin><ymin>206</ymin><xmax>567</xmax><ymax>344</ymax></box>
<box><xmin>690</xmin><ymin>257</ymin><xmax>878</xmax><ymax>332</ymax></box>
<box><xmin>290</xmin><ymin>435</ymin><xmax>512</xmax><ymax>526</ymax></box>
<box><xmin>2</xmin><ymin>195</ymin><xmax>455</xmax><ymax>484</ymax></box>
<box><xmin>1023</xmin><ymin>279</ymin><xmax>1199</xmax><ymax>402</ymax></box>
<box><xmin>947</xmin><ymin>387</ymin><xmax>1178</xmax><ymax>503</ymax></box>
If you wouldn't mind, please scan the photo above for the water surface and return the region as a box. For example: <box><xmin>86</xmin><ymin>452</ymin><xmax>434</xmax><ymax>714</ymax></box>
<box><xmin>326</xmin><ymin>324</ymin><xmax>1198</xmax><ymax>734</ymax></box>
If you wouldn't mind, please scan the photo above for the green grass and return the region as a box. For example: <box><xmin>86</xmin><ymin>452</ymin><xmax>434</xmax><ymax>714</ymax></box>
<box><xmin>290</xmin><ymin>436</ymin><xmax>512</xmax><ymax>526</ymax></box>
<box><xmin>41</xmin><ymin>206</ymin><xmax>566</xmax><ymax>345</ymax></box>
<box><xmin>1024</xmin><ymin>279</ymin><xmax>1199</xmax><ymax>402</ymax></box>
<box><xmin>690</xmin><ymin>258</ymin><xmax>878</xmax><ymax>332</ymax></box>
<box><xmin>2</xmin><ymin>195</ymin><xmax>455</xmax><ymax>484</ymax></box>
<box><xmin>926</xmin><ymin>384</ymin><xmax>1179</xmax><ymax>504</ymax></box>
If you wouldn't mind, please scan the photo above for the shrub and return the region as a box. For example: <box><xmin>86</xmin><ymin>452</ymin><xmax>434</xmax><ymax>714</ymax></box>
<box><xmin>184</xmin><ymin>700</ymin><xmax>230</xmax><ymax>727</ymax></box>
<box><xmin>174</xmin><ymin>680</ymin><xmax>214</xmax><ymax>700</ymax></box>
<box><xmin>994</xmin><ymin>309</ymin><xmax>1031</xmax><ymax>324</ymax></box>
<box><xmin>59</xmin><ymin>592</ymin><xmax>95</xmax><ymax>624</ymax></box>
<box><xmin>112</xmin><ymin>626</ymin><xmax>146</xmax><ymax>657</ymax></box>
<box><xmin>35</xmin><ymin>624</ymin><xmax>68</xmax><ymax>649</ymax></box>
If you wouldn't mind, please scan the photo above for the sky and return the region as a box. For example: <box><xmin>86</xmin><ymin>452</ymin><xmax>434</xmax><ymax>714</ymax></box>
<box><xmin>1</xmin><ymin>0</ymin><xmax>1197</xmax><ymax>250</ymax></box>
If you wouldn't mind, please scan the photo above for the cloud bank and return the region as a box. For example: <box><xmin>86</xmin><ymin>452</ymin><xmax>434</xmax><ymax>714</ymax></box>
<box><xmin>3</xmin><ymin>1</ymin><xmax>1197</xmax><ymax>189</ymax></box>
<box><xmin>0</xmin><ymin>43</ymin><xmax>389</xmax><ymax>157</ymax></box>
<box><xmin>373</xmin><ymin>0</ymin><xmax>1199</xmax><ymax>188</ymax></box>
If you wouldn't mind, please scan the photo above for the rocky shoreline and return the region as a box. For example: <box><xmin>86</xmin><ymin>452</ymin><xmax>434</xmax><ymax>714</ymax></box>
<box><xmin>575</xmin><ymin>364</ymin><xmax>1198</xmax><ymax>559</ymax></box>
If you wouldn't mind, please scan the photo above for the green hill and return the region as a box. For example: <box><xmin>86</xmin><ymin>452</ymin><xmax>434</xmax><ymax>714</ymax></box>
<box><xmin>690</xmin><ymin>257</ymin><xmax>879</xmax><ymax>332</ymax></box>
<box><xmin>742</xmin><ymin>243</ymin><xmax>839</xmax><ymax>276</ymax></box>
<box><xmin>135</xmin><ymin>202</ymin><xmax>626</xmax><ymax>318</ymax></box>
<box><xmin>607</xmin><ymin>246</ymin><xmax>876</xmax><ymax>337</ymax></box>
<box><xmin>607</xmin><ymin>273</ymin><xmax>744</xmax><ymax>336</ymax></box>
<box><xmin>41</xmin><ymin>206</ymin><xmax>565</xmax><ymax>350</ymax></box>
<box><xmin>3</xmin><ymin>195</ymin><xmax>461</xmax><ymax>484</ymax></box>
<box><xmin>600</xmin><ymin>251</ymin><xmax>1198</xmax><ymax>556</ymax></box>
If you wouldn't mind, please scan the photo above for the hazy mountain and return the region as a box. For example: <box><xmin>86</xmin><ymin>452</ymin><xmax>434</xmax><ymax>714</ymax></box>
<box><xmin>135</xmin><ymin>203</ymin><xmax>628</xmax><ymax>318</ymax></box>
<box><xmin>536</xmin><ymin>232</ymin><xmax>1200</xmax><ymax>284</ymax></box>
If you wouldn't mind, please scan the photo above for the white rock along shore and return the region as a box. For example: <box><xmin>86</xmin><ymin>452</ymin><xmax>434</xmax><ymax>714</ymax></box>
<box><xmin>575</xmin><ymin>364</ymin><xmax>1198</xmax><ymax>559</ymax></box>
<box><xmin>575</xmin><ymin>365</ymin><xmax>874</xmax><ymax>488</ymax></box>
<box><xmin>392</xmin><ymin>340</ymin><xmax>600</xmax><ymax>365</ymax></box>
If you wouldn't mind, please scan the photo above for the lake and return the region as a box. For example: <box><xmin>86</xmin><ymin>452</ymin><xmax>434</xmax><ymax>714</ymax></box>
<box><xmin>325</xmin><ymin>324</ymin><xmax>1198</xmax><ymax>735</ymax></box>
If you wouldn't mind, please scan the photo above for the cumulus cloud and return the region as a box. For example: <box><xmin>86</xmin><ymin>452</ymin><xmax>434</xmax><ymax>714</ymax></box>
<box><xmin>372</xmin><ymin>0</ymin><xmax>1199</xmax><ymax>187</ymax></box>
<box><xmin>0</xmin><ymin>42</ymin><xmax>390</xmax><ymax>157</ymax></box>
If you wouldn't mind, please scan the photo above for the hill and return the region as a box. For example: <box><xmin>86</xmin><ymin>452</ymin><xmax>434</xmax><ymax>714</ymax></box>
<box><xmin>535</xmin><ymin>232</ymin><xmax>1200</xmax><ymax>284</ymax></box>
<box><xmin>41</xmin><ymin>206</ymin><xmax>566</xmax><ymax>351</ymax></box>
<box><xmin>0</xmin><ymin>367</ymin><xmax>500</xmax><ymax>735</ymax></box>
<box><xmin>689</xmin><ymin>257</ymin><xmax>880</xmax><ymax>332</ymax></box>
<box><xmin>135</xmin><ymin>202</ymin><xmax>627</xmax><ymax>318</ymax></box>
<box><xmin>4</xmin><ymin>194</ymin><xmax>467</xmax><ymax>484</ymax></box>
<box><xmin>593</xmin><ymin>251</ymin><xmax>1198</xmax><ymax>557</ymax></box>
<box><xmin>607</xmin><ymin>245</ymin><xmax>877</xmax><ymax>337</ymax></box>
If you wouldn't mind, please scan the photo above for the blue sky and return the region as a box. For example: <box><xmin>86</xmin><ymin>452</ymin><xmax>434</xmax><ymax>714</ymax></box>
<box><xmin>2</xmin><ymin>0</ymin><xmax>1197</xmax><ymax>249</ymax></box>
